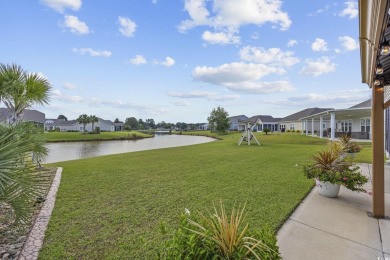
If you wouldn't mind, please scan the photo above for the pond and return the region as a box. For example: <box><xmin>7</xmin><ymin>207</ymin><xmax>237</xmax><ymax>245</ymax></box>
<box><xmin>43</xmin><ymin>134</ymin><xmax>215</xmax><ymax>163</ymax></box>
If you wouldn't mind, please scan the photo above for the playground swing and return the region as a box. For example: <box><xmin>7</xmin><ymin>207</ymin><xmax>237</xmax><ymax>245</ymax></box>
<box><xmin>237</xmin><ymin>121</ymin><xmax>260</xmax><ymax>146</ymax></box>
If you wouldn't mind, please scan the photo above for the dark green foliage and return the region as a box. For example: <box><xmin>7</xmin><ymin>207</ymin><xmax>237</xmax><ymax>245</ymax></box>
<box><xmin>263</xmin><ymin>128</ymin><xmax>270</xmax><ymax>135</ymax></box>
<box><xmin>208</xmin><ymin>106</ymin><xmax>229</xmax><ymax>134</ymax></box>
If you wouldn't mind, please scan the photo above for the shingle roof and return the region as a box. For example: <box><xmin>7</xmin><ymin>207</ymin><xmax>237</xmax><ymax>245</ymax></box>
<box><xmin>247</xmin><ymin>115</ymin><xmax>279</xmax><ymax>123</ymax></box>
<box><xmin>281</xmin><ymin>108</ymin><xmax>333</xmax><ymax>122</ymax></box>
<box><xmin>228</xmin><ymin>115</ymin><xmax>247</xmax><ymax>120</ymax></box>
<box><xmin>0</xmin><ymin>108</ymin><xmax>45</xmax><ymax>123</ymax></box>
<box><xmin>349</xmin><ymin>99</ymin><xmax>372</xmax><ymax>109</ymax></box>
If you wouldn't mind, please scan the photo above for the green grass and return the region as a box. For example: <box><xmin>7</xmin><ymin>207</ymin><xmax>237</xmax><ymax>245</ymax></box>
<box><xmin>44</xmin><ymin>131</ymin><xmax>152</xmax><ymax>142</ymax></box>
<box><xmin>39</xmin><ymin>132</ymin><xmax>371</xmax><ymax>259</ymax></box>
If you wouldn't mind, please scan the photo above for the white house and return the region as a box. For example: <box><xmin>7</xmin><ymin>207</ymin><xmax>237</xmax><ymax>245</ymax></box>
<box><xmin>299</xmin><ymin>99</ymin><xmax>371</xmax><ymax>140</ymax></box>
<box><xmin>45</xmin><ymin>117</ymin><xmax>116</xmax><ymax>132</ymax></box>
<box><xmin>246</xmin><ymin>115</ymin><xmax>280</xmax><ymax>132</ymax></box>
<box><xmin>228</xmin><ymin>115</ymin><xmax>248</xmax><ymax>131</ymax></box>
<box><xmin>1</xmin><ymin>108</ymin><xmax>45</xmax><ymax>127</ymax></box>
<box><xmin>279</xmin><ymin>107</ymin><xmax>332</xmax><ymax>132</ymax></box>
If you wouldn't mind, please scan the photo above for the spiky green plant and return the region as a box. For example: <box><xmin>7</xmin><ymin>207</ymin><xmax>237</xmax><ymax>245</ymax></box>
<box><xmin>0</xmin><ymin>122</ymin><xmax>49</xmax><ymax>229</ymax></box>
<box><xmin>159</xmin><ymin>202</ymin><xmax>281</xmax><ymax>259</ymax></box>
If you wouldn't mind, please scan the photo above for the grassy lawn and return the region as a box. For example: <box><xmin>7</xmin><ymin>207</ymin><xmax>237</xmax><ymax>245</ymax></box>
<box><xmin>44</xmin><ymin>131</ymin><xmax>152</xmax><ymax>142</ymax></box>
<box><xmin>39</xmin><ymin>132</ymin><xmax>372</xmax><ymax>259</ymax></box>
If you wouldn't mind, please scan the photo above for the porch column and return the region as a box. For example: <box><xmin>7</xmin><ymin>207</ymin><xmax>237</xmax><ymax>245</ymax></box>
<box><xmin>320</xmin><ymin>116</ymin><xmax>323</xmax><ymax>138</ymax></box>
<box><xmin>372</xmin><ymin>86</ymin><xmax>385</xmax><ymax>217</ymax></box>
<box><xmin>301</xmin><ymin>121</ymin><xmax>304</xmax><ymax>134</ymax></box>
<box><xmin>311</xmin><ymin>118</ymin><xmax>315</xmax><ymax>137</ymax></box>
<box><xmin>330</xmin><ymin>113</ymin><xmax>335</xmax><ymax>141</ymax></box>
<box><xmin>305</xmin><ymin>120</ymin><xmax>308</xmax><ymax>135</ymax></box>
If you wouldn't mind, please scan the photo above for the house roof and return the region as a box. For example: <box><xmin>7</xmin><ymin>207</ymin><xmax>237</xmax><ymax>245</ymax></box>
<box><xmin>0</xmin><ymin>108</ymin><xmax>45</xmax><ymax>123</ymax></box>
<box><xmin>349</xmin><ymin>99</ymin><xmax>371</xmax><ymax>109</ymax></box>
<box><xmin>247</xmin><ymin>115</ymin><xmax>279</xmax><ymax>123</ymax></box>
<box><xmin>228</xmin><ymin>115</ymin><xmax>248</xmax><ymax>120</ymax></box>
<box><xmin>281</xmin><ymin>108</ymin><xmax>332</xmax><ymax>122</ymax></box>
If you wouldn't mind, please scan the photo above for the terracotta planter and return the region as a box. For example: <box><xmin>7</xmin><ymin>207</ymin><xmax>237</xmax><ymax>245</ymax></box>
<box><xmin>317</xmin><ymin>180</ymin><xmax>340</xmax><ymax>198</ymax></box>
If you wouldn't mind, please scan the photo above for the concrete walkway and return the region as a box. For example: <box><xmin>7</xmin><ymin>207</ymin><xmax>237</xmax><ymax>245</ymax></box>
<box><xmin>277</xmin><ymin>164</ymin><xmax>390</xmax><ymax>260</ymax></box>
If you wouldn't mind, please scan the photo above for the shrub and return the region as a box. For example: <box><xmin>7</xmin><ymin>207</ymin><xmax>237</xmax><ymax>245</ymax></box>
<box><xmin>286</xmin><ymin>130</ymin><xmax>291</xmax><ymax>133</ymax></box>
<box><xmin>158</xmin><ymin>203</ymin><xmax>281</xmax><ymax>259</ymax></box>
<box><xmin>296</xmin><ymin>130</ymin><xmax>301</xmax><ymax>133</ymax></box>
<box><xmin>263</xmin><ymin>128</ymin><xmax>270</xmax><ymax>135</ymax></box>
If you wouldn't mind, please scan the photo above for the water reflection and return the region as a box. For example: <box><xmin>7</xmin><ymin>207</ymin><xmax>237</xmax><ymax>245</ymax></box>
<box><xmin>44</xmin><ymin>134</ymin><xmax>214</xmax><ymax>163</ymax></box>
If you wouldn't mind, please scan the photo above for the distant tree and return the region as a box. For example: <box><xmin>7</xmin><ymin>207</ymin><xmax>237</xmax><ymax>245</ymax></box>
<box><xmin>263</xmin><ymin>128</ymin><xmax>270</xmax><ymax>135</ymax></box>
<box><xmin>208</xmin><ymin>106</ymin><xmax>229</xmax><ymax>134</ymax></box>
<box><xmin>0</xmin><ymin>63</ymin><xmax>51</xmax><ymax>123</ymax></box>
<box><xmin>57</xmin><ymin>115</ymin><xmax>68</xmax><ymax>121</ymax></box>
<box><xmin>114</xmin><ymin>118</ymin><xmax>120</xmax><ymax>123</ymax></box>
<box><xmin>89</xmin><ymin>115</ymin><xmax>98</xmax><ymax>132</ymax></box>
<box><xmin>77</xmin><ymin>114</ymin><xmax>90</xmax><ymax>132</ymax></box>
<box><xmin>145</xmin><ymin>119</ymin><xmax>155</xmax><ymax>129</ymax></box>
<box><xmin>138</xmin><ymin>119</ymin><xmax>145</xmax><ymax>130</ymax></box>
<box><xmin>125</xmin><ymin>117</ymin><xmax>139</xmax><ymax>130</ymax></box>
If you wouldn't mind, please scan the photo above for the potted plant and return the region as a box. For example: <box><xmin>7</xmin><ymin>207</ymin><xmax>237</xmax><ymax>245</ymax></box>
<box><xmin>304</xmin><ymin>144</ymin><xmax>368</xmax><ymax>197</ymax></box>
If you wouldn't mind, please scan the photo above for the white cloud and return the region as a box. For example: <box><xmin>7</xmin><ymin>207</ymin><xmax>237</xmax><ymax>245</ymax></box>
<box><xmin>152</xmin><ymin>0</ymin><xmax>157</xmax><ymax>4</ymax></box>
<box><xmin>168</xmin><ymin>91</ymin><xmax>240</xmax><ymax>101</ymax></box>
<box><xmin>72</xmin><ymin>48</ymin><xmax>112</xmax><ymax>57</ymax></box>
<box><xmin>300</xmin><ymin>57</ymin><xmax>336</xmax><ymax>76</ymax></box>
<box><xmin>308</xmin><ymin>4</ymin><xmax>331</xmax><ymax>17</ymax></box>
<box><xmin>129</xmin><ymin>55</ymin><xmax>147</xmax><ymax>65</ymax></box>
<box><xmin>52</xmin><ymin>89</ymin><xmax>167</xmax><ymax>114</ymax></box>
<box><xmin>63</xmin><ymin>15</ymin><xmax>89</xmax><ymax>35</ymax></box>
<box><xmin>118</xmin><ymin>16</ymin><xmax>137</xmax><ymax>38</ymax></box>
<box><xmin>179</xmin><ymin>0</ymin><xmax>291</xmax><ymax>32</ymax></box>
<box><xmin>239</xmin><ymin>46</ymin><xmax>299</xmax><ymax>67</ymax></box>
<box><xmin>202</xmin><ymin>31</ymin><xmax>240</xmax><ymax>45</ymax></box>
<box><xmin>311</xmin><ymin>38</ymin><xmax>328</xmax><ymax>52</ymax></box>
<box><xmin>40</xmin><ymin>0</ymin><xmax>81</xmax><ymax>13</ymax></box>
<box><xmin>287</xmin><ymin>39</ymin><xmax>297</xmax><ymax>47</ymax></box>
<box><xmin>158</xmin><ymin>57</ymin><xmax>175</xmax><ymax>67</ymax></box>
<box><xmin>192</xmin><ymin>62</ymin><xmax>293</xmax><ymax>94</ymax></box>
<box><xmin>339</xmin><ymin>1</ymin><xmax>358</xmax><ymax>19</ymax></box>
<box><xmin>338</xmin><ymin>36</ymin><xmax>359</xmax><ymax>51</ymax></box>
<box><xmin>63</xmin><ymin>82</ymin><xmax>76</xmax><ymax>90</ymax></box>
<box><xmin>178</xmin><ymin>0</ymin><xmax>291</xmax><ymax>44</ymax></box>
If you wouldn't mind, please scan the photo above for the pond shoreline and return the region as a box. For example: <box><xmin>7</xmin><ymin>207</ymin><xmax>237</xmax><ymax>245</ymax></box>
<box><xmin>46</xmin><ymin>135</ymin><xmax>153</xmax><ymax>143</ymax></box>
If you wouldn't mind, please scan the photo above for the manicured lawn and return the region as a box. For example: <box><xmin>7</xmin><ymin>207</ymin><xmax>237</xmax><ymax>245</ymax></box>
<box><xmin>39</xmin><ymin>132</ymin><xmax>371</xmax><ymax>259</ymax></box>
<box><xmin>44</xmin><ymin>131</ymin><xmax>152</xmax><ymax>142</ymax></box>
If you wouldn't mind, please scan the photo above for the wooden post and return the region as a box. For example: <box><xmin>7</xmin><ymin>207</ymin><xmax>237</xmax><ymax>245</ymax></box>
<box><xmin>320</xmin><ymin>116</ymin><xmax>323</xmax><ymax>138</ymax></box>
<box><xmin>372</xmin><ymin>86</ymin><xmax>385</xmax><ymax>218</ymax></box>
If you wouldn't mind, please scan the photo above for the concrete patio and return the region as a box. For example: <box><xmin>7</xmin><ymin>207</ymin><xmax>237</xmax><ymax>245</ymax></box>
<box><xmin>277</xmin><ymin>164</ymin><xmax>390</xmax><ymax>260</ymax></box>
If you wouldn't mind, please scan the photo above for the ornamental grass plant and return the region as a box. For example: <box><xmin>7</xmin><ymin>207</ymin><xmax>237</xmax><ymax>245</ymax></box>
<box><xmin>159</xmin><ymin>203</ymin><xmax>281</xmax><ymax>259</ymax></box>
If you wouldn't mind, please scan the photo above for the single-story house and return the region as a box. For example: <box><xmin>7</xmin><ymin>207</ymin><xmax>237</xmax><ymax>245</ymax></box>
<box><xmin>299</xmin><ymin>99</ymin><xmax>371</xmax><ymax>140</ymax></box>
<box><xmin>45</xmin><ymin>117</ymin><xmax>116</xmax><ymax>132</ymax></box>
<box><xmin>199</xmin><ymin>123</ymin><xmax>209</xmax><ymax>130</ymax></box>
<box><xmin>0</xmin><ymin>108</ymin><xmax>45</xmax><ymax>127</ymax></box>
<box><xmin>278</xmin><ymin>107</ymin><xmax>332</xmax><ymax>132</ymax></box>
<box><xmin>228</xmin><ymin>115</ymin><xmax>248</xmax><ymax>131</ymax></box>
<box><xmin>245</xmin><ymin>115</ymin><xmax>280</xmax><ymax>132</ymax></box>
<box><xmin>114</xmin><ymin>122</ymin><xmax>124</xmax><ymax>131</ymax></box>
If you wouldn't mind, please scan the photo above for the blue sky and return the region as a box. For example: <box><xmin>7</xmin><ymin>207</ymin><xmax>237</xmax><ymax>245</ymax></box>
<box><xmin>0</xmin><ymin>0</ymin><xmax>370</xmax><ymax>123</ymax></box>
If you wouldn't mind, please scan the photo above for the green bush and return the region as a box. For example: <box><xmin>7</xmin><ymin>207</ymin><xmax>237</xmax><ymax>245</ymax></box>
<box><xmin>158</xmin><ymin>204</ymin><xmax>281</xmax><ymax>259</ymax></box>
<box><xmin>263</xmin><ymin>128</ymin><xmax>270</xmax><ymax>135</ymax></box>
<box><xmin>286</xmin><ymin>130</ymin><xmax>291</xmax><ymax>132</ymax></box>
<box><xmin>296</xmin><ymin>130</ymin><xmax>301</xmax><ymax>133</ymax></box>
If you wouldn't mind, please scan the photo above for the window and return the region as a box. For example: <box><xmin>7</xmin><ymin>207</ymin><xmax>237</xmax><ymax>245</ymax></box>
<box><xmin>340</xmin><ymin>120</ymin><xmax>352</xmax><ymax>132</ymax></box>
<box><xmin>361</xmin><ymin>118</ymin><xmax>370</xmax><ymax>133</ymax></box>
<box><xmin>290</xmin><ymin>124</ymin><xmax>295</xmax><ymax>130</ymax></box>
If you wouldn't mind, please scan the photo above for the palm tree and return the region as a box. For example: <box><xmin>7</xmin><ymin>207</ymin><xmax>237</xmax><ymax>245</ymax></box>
<box><xmin>0</xmin><ymin>122</ymin><xmax>49</xmax><ymax>229</ymax></box>
<box><xmin>89</xmin><ymin>115</ymin><xmax>98</xmax><ymax>132</ymax></box>
<box><xmin>77</xmin><ymin>114</ymin><xmax>90</xmax><ymax>132</ymax></box>
<box><xmin>0</xmin><ymin>63</ymin><xmax>51</xmax><ymax>123</ymax></box>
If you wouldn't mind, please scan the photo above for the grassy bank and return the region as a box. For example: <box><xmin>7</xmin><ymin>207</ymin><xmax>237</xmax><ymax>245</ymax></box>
<box><xmin>40</xmin><ymin>132</ymin><xmax>371</xmax><ymax>259</ymax></box>
<box><xmin>44</xmin><ymin>131</ymin><xmax>152</xmax><ymax>142</ymax></box>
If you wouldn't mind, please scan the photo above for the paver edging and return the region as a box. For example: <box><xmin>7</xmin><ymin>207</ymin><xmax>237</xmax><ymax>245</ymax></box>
<box><xmin>18</xmin><ymin>167</ymin><xmax>62</xmax><ymax>260</ymax></box>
